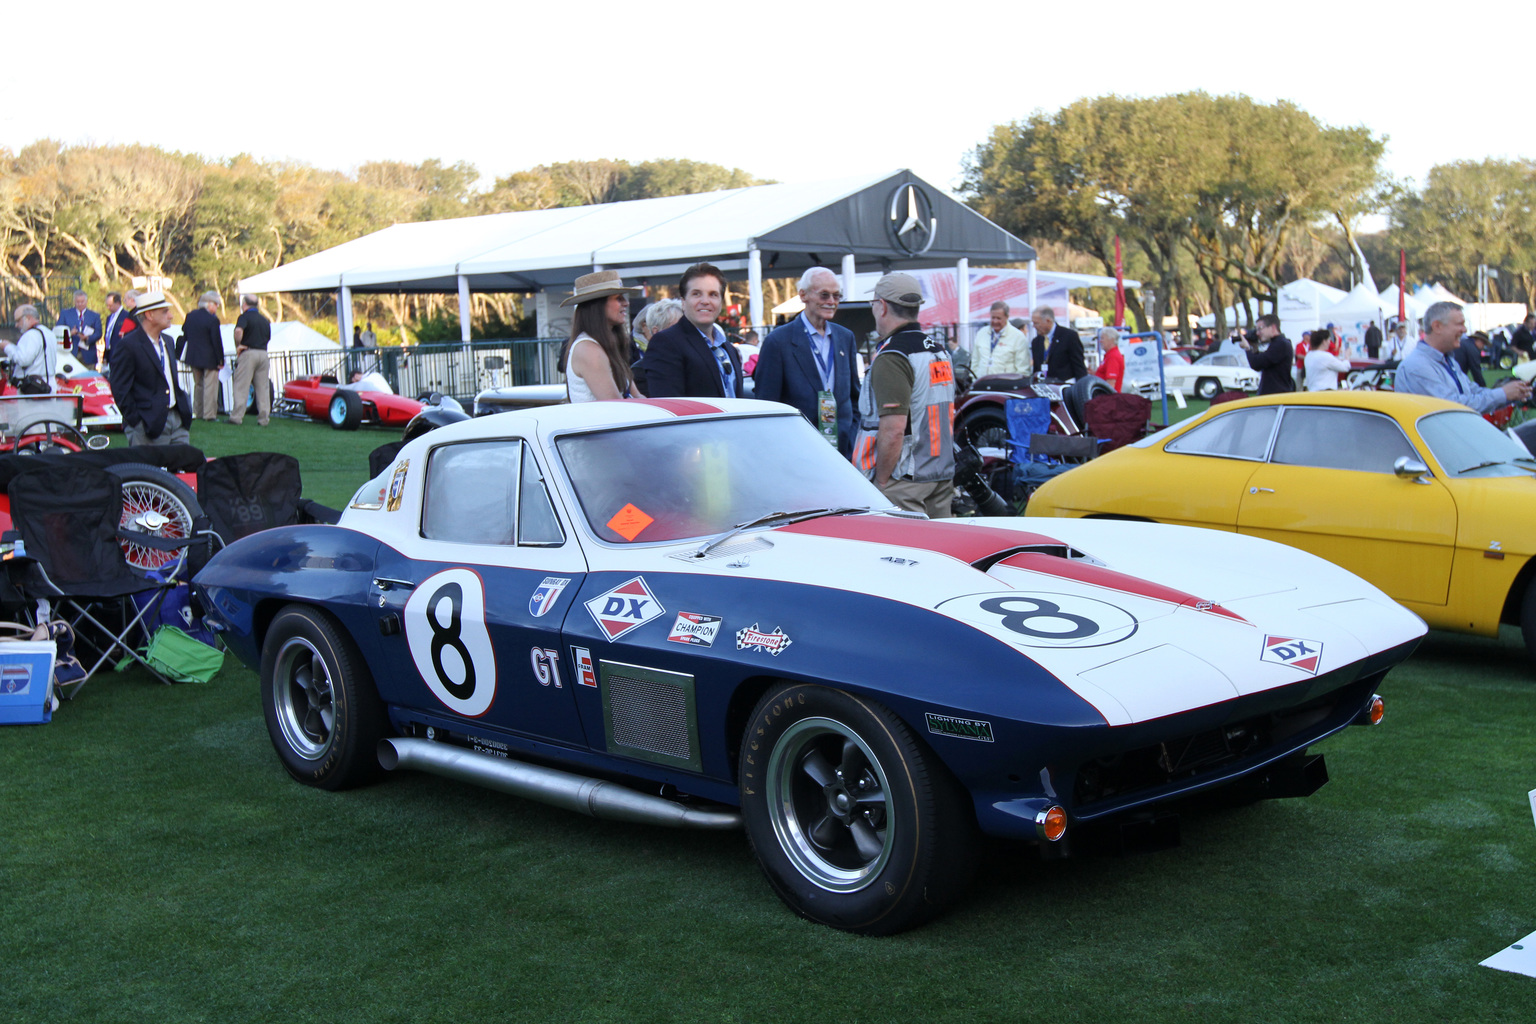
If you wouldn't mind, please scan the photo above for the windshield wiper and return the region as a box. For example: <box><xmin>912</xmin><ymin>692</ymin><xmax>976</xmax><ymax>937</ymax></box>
<box><xmin>1457</xmin><ymin>459</ymin><xmax>1536</xmax><ymax>474</ymax></box>
<box><xmin>692</xmin><ymin>507</ymin><xmax>868</xmax><ymax>558</ymax></box>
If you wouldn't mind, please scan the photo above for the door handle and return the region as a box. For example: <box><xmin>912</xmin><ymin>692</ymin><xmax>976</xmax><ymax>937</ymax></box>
<box><xmin>1248</xmin><ymin>487</ymin><xmax>1274</xmax><ymax>494</ymax></box>
<box><xmin>372</xmin><ymin>577</ymin><xmax>417</xmax><ymax>591</ymax></box>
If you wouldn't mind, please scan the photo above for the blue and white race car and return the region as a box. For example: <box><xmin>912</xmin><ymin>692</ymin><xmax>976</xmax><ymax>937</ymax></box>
<box><xmin>194</xmin><ymin>397</ymin><xmax>1425</xmax><ymax>934</ymax></box>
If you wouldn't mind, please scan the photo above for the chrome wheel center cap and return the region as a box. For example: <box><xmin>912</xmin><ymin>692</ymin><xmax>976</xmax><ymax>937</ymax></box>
<box><xmin>136</xmin><ymin>511</ymin><xmax>170</xmax><ymax>533</ymax></box>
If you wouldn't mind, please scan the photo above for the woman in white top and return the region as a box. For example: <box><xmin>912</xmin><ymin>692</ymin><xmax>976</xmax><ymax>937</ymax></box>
<box><xmin>1303</xmin><ymin>330</ymin><xmax>1352</xmax><ymax>390</ymax></box>
<box><xmin>559</xmin><ymin>270</ymin><xmax>644</xmax><ymax>402</ymax></box>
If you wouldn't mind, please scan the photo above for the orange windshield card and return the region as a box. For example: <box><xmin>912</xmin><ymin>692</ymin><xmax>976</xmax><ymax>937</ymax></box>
<box><xmin>607</xmin><ymin>503</ymin><xmax>655</xmax><ymax>541</ymax></box>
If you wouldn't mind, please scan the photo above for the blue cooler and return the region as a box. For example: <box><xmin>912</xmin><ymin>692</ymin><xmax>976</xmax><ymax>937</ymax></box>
<box><xmin>0</xmin><ymin>640</ymin><xmax>56</xmax><ymax>725</ymax></box>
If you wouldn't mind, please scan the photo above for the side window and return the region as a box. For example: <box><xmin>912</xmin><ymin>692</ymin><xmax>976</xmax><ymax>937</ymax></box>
<box><xmin>422</xmin><ymin>440</ymin><xmax>521</xmax><ymax>544</ymax></box>
<box><xmin>518</xmin><ymin>445</ymin><xmax>565</xmax><ymax>546</ymax></box>
<box><xmin>1165</xmin><ymin>407</ymin><xmax>1278</xmax><ymax>460</ymax></box>
<box><xmin>1270</xmin><ymin>408</ymin><xmax>1417</xmax><ymax>473</ymax></box>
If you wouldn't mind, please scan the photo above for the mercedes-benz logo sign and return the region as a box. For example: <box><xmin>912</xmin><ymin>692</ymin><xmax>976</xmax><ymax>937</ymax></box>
<box><xmin>887</xmin><ymin>183</ymin><xmax>937</xmax><ymax>256</ymax></box>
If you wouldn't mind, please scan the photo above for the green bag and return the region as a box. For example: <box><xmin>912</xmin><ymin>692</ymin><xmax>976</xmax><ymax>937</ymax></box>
<box><xmin>139</xmin><ymin>626</ymin><xmax>224</xmax><ymax>684</ymax></box>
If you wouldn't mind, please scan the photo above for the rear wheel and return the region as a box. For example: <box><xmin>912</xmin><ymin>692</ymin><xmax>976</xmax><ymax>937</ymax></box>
<box><xmin>109</xmin><ymin>464</ymin><xmax>202</xmax><ymax>572</ymax></box>
<box><xmin>956</xmin><ymin>407</ymin><xmax>1007</xmax><ymax>452</ymax></box>
<box><xmin>260</xmin><ymin>604</ymin><xmax>385</xmax><ymax>790</ymax></box>
<box><xmin>739</xmin><ymin>683</ymin><xmax>976</xmax><ymax>934</ymax></box>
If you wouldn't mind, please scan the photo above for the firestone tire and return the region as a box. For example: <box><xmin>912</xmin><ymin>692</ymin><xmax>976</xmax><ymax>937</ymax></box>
<box><xmin>260</xmin><ymin>604</ymin><xmax>386</xmax><ymax>791</ymax></box>
<box><xmin>329</xmin><ymin>390</ymin><xmax>363</xmax><ymax>430</ymax></box>
<box><xmin>739</xmin><ymin>683</ymin><xmax>976</xmax><ymax>935</ymax></box>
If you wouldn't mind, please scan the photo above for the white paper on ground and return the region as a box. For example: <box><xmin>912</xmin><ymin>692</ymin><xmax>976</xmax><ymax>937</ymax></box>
<box><xmin>1481</xmin><ymin>930</ymin><xmax>1536</xmax><ymax>978</ymax></box>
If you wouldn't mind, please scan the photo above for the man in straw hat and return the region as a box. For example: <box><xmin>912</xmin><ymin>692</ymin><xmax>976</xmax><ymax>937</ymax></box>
<box><xmin>110</xmin><ymin>290</ymin><xmax>192</xmax><ymax>447</ymax></box>
<box><xmin>850</xmin><ymin>273</ymin><xmax>956</xmax><ymax>517</ymax></box>
<box><xmin>179</xmin><ymin>290</ymin><xmax>226</xmax><ymax>420</ymax></box>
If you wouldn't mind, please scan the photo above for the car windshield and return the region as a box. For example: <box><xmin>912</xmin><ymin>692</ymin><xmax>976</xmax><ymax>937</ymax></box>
<box><xmin>1416</xmin><ymin>410</ymin><xmax>1536</xmax><ymax>478</ymax></box>
<box><xmin>556</xmin><ymin>413</ymin><xmax>889</xmax><ymax>544</ymax></box>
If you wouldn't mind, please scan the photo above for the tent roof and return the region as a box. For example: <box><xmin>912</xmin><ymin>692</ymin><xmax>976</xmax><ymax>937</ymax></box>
<box><xmin>239</xmin><ymin>170</ymin><xmax>1037</xmax><ymax>296</ymax></box>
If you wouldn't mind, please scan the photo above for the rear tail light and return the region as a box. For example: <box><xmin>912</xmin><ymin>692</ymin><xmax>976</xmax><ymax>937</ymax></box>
<box><xmin>1035</xmin><ymin>804</ymin><xmax>1068</xmax><ymax>842</ymax></box>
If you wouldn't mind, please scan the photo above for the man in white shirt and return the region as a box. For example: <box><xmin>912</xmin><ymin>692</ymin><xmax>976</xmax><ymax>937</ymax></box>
<box><xmin>971</xmin><ymin>301</ymin><xmax>1029</xmax><ymax>378</ymax></box>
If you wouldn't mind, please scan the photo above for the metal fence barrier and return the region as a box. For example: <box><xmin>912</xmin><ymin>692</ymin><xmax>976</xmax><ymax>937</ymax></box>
<box><xmin>197</xmin><ymin>337</ymin><xmax>568</xmax><ymax>409</ymax></box>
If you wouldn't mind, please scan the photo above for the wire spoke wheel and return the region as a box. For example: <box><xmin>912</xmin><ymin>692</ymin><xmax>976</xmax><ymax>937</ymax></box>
<box><xmin>117</xmin><ymin>476</ymin><xmax>196</xmax><ymax>572</ymax></box>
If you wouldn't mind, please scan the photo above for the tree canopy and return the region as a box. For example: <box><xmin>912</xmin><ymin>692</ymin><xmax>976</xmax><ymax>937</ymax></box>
<box><xmin>962</xmin><ymin>93</ymin><xmax>1386</xmax><ymax>337</ymax></box>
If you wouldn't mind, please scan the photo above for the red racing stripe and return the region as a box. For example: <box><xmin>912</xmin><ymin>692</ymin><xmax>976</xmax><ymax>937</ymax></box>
<box><xmin>780</xmin><ymin>516</ymin><xmax>1064</xmax><ymax>562</ymax></box>
<box><xmin>627</xmin><ymin>398</ymin><xmax>723</xmax><ymax>416</ymax></box>
<box><xmin>996</xmin><ymin>552</ymin><xmax>1247</xmax><ymax>622</ymax></box>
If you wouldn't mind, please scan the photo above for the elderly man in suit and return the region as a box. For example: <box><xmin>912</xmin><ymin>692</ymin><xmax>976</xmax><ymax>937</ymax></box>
<box><xmin>58</xmin><ymin>290</ymin><xmax>102</xmax><ymax>368</ymax></box>
<box><xmin>639</xmin><ymin>262</ymin><xmax>744</xmax><ymax>399</ymax></box>
<box><xmin>754</xmin><ymin>266</ymin><xmax>861</xmax><ymax>456</ymax></box>
<box><xmin>178</xmin><ymin>290</ymin><xmax>225</xmax><ymax>420</ymax></box>
<box><xmin>972</xmin><ymin>301</ymin><xmax>1029</xmax><ymax>378</ymax></box>
<box><xmin>1033</xmin><ymin>305</ymin><xmax>1086</xmax><ymax>381</ymax></box>
<box><xmin>110</xmin><ymin>291</ymin><xmax>191</xmax><ymax>447</ymax></box>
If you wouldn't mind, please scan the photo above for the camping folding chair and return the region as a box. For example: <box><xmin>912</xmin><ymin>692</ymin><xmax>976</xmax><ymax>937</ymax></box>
<box><xmin>4</xmin><ymin>461</ymin><xmax>190</xmax><ymax>696</ymax></box>
<box><xmin>1084</xmin><ymin>392</ymin><xmax>1153</xmax><ymax>454</ymax></box>
<box><xmin>195</xmin><ymin>452</ymin><xmax>339</xmax><ymax>552</ymax></box>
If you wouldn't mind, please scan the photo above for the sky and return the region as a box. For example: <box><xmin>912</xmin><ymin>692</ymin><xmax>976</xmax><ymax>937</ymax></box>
<box><xmin>7</xmin><ymin>0</ymin><xmax>1529</xmax><ymax>204</ymax></box>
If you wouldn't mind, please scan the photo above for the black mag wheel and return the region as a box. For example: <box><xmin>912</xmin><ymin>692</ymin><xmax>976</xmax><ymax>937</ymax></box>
<box><xmin>739</xmin><ymin>683</ymin><xmax>976</xmax><ymax>935</ymax></box>
<box><xmin>260</xmin><ymin>605</ymin><xmax>385</xmax><ymax>790</ymax></box>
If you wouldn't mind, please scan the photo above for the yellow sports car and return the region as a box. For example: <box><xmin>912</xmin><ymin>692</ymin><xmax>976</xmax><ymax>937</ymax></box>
<box><xmin>1027</xmin><ymin>391</ymin><xmax>1536</xmax><ymax>659</ymax></box>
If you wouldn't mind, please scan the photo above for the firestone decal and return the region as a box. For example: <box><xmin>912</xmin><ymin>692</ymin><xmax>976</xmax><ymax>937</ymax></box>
<box><xmin>529</xmin><ymin>576</ymin><xmax>571</xmax><ymax>618</ymax></box>
<box><xmin>736</xmin><ymin>623</ymin><xmax>793</xmax><ymax>656</ymax></box>
<box><xmin>1261</xmin><ymin>635</ymin><xmax>1323</xmax><ymax>675</ymax></box>
<box><xmin>668</xmin><ymin>612</ymin><xmax>722</xmax><ymax>647</ymax></box>
<box><xmin>404</xmin><ymin>568</ymin><xmax>498</xmax><ymax>717</ymax></box>
<box><xmin>584</xmin><ymin>577</ymin><xmax>665</xmax><ymax>641</ymax></box>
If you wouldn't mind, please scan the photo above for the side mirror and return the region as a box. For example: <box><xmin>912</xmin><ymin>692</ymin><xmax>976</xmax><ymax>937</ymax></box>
<box><xmin>1393</xmin><ymin>456</ymin><xmax>1430</xmax><ymax>481</ymax></box>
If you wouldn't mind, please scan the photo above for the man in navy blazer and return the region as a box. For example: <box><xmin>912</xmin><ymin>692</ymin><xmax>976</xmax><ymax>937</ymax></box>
<box><xmin>57</xmin><ymin>290</ymin><xmax>102</xmax><ymax>368</ymax></box>
<box><xmin>640</xmin><ymin>263</ymin><xmax>744</xmax><ymax>399</ymax></box>
<box><xmin>110</xmin><ymin>291</ymin><xmax>192</xmax><ymax>447</ymax></box>
<box><xmin>755</xmin><ymin>267</ymin><xmax>861</xmax><ymax>458</ymax></box>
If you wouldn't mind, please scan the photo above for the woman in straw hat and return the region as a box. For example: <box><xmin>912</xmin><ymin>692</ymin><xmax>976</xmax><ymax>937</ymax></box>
<box><xmin>560</xmin><ymin>271</ymin><xmax>644</xmax><ymax>402</ymax></box>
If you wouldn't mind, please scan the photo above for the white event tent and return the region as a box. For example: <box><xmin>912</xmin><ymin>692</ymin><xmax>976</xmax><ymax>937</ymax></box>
<box><xmin>238</xmin><ymin>170</ymin><xmax>1038</xmax><ymax>344</ymax></box>
<box><xmin>1198</xmin><ymin>278</ymin><xmax>1348</xmax><ymax>340</ymax></box>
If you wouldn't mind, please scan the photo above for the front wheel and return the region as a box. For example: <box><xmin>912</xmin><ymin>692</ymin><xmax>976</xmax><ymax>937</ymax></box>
<box><xmin>1194</xmin><ymin>376</ymin><xmax>1221</xmax><ymax>401</ymax></box>
<box><xmin>329</xmin><ymin>390</ymin><xmax>363</xmax><ymax>430</ymax></box>
<box><xmin>260</xmin><ymin>605</ymin><xmax>386</xmax><ymax>790</ymax></box>
<box><xmin>739</xmin><ymin>683</ymin><xmax>975</xmax><ymax>934</ymax></box>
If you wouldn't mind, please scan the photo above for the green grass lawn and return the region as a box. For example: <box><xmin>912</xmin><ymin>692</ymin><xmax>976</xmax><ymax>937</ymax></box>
<box><xmin>5</xmin><ymin>412</ymin><xmax>1536</xmax><ymax>1022</ymax></box>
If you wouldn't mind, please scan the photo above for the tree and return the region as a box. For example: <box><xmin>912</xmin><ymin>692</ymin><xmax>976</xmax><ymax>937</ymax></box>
<box><xmin>1390</xmin><ymin>159</ymin><xmax>1536</xmax><ymax>307</ymax></box>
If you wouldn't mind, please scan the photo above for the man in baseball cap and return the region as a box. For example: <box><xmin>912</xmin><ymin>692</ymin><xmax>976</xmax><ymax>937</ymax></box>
<box><xmin>849</xmin><ymin>273</ymin><xmax>957</xmax><ymax>517</ymax></box>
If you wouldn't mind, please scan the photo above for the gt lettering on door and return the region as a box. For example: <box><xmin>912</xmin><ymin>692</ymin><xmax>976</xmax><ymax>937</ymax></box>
<box><xmin>530</xmin><ymin>648</ymin><xmax>563</xmax><ymax>688</ymax></box>
<box><xmin>404</xmin><ymin>567</ymin><xmax>498</xmax><ymax>716</ymax></box>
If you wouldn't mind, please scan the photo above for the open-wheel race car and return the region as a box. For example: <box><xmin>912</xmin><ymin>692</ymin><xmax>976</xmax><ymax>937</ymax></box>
<box><xmin>277</xmin><ymin>370</ymin><xmax>424</xmax><ymax>430</ymax></box>
<box><xmin>193</xmin><ymin>397</ymin><xmax>1424</xmax><ymax>933</ymax></box>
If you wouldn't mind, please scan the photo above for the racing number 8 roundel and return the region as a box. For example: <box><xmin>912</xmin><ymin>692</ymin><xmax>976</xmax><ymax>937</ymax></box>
<box><xmin>404</xmin><ymin>568</ymin><xmax>498</xmax><ymax>716</ymax></box>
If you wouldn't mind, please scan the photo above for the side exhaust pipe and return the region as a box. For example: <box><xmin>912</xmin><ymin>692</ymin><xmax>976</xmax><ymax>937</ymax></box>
<box><xmin>377</xmin><ymin>737</ymin><xmax>741</xmax><ymax>830</ymax></box>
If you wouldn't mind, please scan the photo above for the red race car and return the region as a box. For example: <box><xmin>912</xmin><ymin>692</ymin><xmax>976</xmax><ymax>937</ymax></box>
<box><xmin>276</xmin><ymin>370</ymin><xmax>423</xmax><ymax>430</ymax></box>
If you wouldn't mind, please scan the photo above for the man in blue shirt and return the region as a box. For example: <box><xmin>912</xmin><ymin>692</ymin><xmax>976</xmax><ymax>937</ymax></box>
<box><xmin>1396</xmin><ymin>301</ymin><xmax>1529</xmax><ymax>414</ymax></box>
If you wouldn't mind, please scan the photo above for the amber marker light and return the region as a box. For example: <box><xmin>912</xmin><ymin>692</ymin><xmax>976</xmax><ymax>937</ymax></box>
<box><xmin>1035</xmin><ymin>805</ymin><xmax>1068</xmax><ymax>842</ymax></box>
<box><xmin>1367</xmin><ymin>694</ymin><xmax>1385</xmax><ymax>725</ymax></box>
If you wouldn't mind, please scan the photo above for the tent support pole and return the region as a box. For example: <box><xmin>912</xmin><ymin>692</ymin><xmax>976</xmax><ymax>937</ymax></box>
<box><xmin>841</xmin><ymin>254</ymin><xmax>856</xmax><ymax>305</ymax></box>
<box><xmin>1027</xmin><ymin>260</ymin><xmax>1037</xmax><ymax>316</ymax></box>
<box><xmin>339</xmin><ymin>283</ymin><xmax>354</xmax><ymax>351</ymax></box>
<box><xmin>457</xmin><ymin>274</ymin><xmax>472</xmax><ymax>343</ymax></box>
<box><xmin>956</xmin><ymin>258</ymin><xmax>969</xmax><ymax>353</ymax></box>
<box><xmin>747</xmin><ymin>247</ymin><xmax>763</xmax><ymax>330</ymax></box>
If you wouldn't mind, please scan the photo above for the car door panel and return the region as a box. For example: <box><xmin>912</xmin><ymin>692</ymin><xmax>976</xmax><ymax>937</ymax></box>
<box><xmin>1237</xmin><ymin>466</ymin><xmax>1455</xmax><ymax>606</ymax></box>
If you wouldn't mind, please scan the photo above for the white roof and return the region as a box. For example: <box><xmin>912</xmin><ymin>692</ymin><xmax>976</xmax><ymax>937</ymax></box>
<box><xmin>239</xmin><ymin>171</ymin><xmax>1037</xmax><ymax>296</ymax></box>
